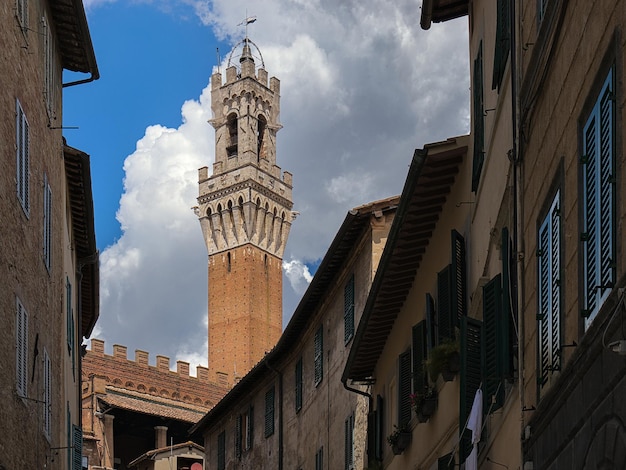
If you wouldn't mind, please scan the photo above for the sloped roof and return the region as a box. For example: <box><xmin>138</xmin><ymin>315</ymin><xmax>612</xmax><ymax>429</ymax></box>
<box><xmin>343</xmin><ymin>137</ymin><xmax>468</xmax><ymax>383</ymax></box>
<box><xmin>190</xmin><ymin>196</ymin><xmax>400</xmax><ymax>436</ymax></box>
<box><xmin>128</xmin><ymin>441</ymin><xmax>204</xmax><ymax>467</ymax></box>
<box><xmin>64</xmin><ymin>143</ymin><xmax>99</xmax><ymax>338</ymax></box>
<box><xmin>420</xmin><ymin>0</ymin><xmax>469</xmax><ymax>29</ymax></box>
<box><xmin>50</xmin><ymin>0</ymin><xmax>99</xmax><ymax>79</ymax></box>
<box><xmin>99</xmin><ymin>387</ymin><xmax>208</xmax><ymax>424</ymax></box>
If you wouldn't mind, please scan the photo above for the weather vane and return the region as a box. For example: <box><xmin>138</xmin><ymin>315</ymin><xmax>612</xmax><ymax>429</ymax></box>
<box><xmin>238</xmin><ymin>11</ymin><xmax>257</xmax><ymax>40</ymax></box>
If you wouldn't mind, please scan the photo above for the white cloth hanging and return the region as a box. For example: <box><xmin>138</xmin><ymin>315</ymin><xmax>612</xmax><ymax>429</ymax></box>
<box><xmin>465</xmin><ymin>388</ymin><xmax>483</xmax><ymax>470</ymax></box>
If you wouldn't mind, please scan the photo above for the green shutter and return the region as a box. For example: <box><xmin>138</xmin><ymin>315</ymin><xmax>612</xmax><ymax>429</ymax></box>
<box><xmin>72</xmin><ymin>425</ymin><xmax>82</xmax><ymax>470</ymax></box>
<box><xmin>314</xmin><ymin>325</ymin><xmax>323</xmax><ymax>385</ymax></box>
<box><xmin>265</xmin><ymin>387</ymin><xmax>275</xmax><ymax>437</ymax></box>
<box><xmin>451</xmin><ymin>230</ymin><xmax>467</xmax><ymax>326</ymax></box>
<box><xmin>375</xmin><ymin>395</ymin><xmax>384</xmax><ymax>461</ymax></box>
<box><xmin>412</xmin><ymin>321</ymin><xmax>428</xmax><ymax>395</ymax></box>
<box><xmin>492</xmin><ymin>0</ymin><xmax>511</xmax><ymax>91</ymax></box>
<box><xmin>217</xmin><ymin>431</ymin><xmax>226</xmax><ymax>470</ymax></box>
<box><xmin>438</xmin><ymin>453</ymin><xmax>455</xmax><ymax>470</ymax></box>
<box><xmin>344</xmin><ymin>414</ymin><xmax>354</xmax><ymax>470</ymax></box>
<box><xmin>460</xmin><ymin>317</ymin><xmax>482</xmax><ymax>464</ymax></box>
<box><xmin>295</xmin><ymin>357</ymin><xmax>303</xmax><ymax>412</ymax></box>
<box><xmin>501</xmin><ymin>227</ymin><xmax>512</xmax><ymax>379</ymax></box>
<box><xmin>344</xmin><ymin>275</ymin><xmax>355</xmax><ymax>343</ymax></box>
<box><xmin>235</xmin><ymin>413</ymin><xmax>242</xmax><ymax>458</ymax></box>
<box><xmin>437</xmin><ymin>265</ymin><xmax>454</xmax><ymax>342</ymax></box>
<box><xmin>426</xmin><ymin>293</ymin><xmax>436</xmax><ymax>349</ymax></box>
<box><xmin>398</xmin><ymin>350</ymin><xmax>412</xmax><ymax>426</ymax></box>
<box><xmin>248</xmin><ymin>405</ymin><xmax>254</xmax><ymax>448</ymax></box>
<box><xmin>482</xmin><ymin>274</ymin><xmax>506</xmax><ymax>412</ymax></box>
<box><xmin>472</xmin><ymin>42</ymin><xmax>485</xmax><ymax>192</ymax></box>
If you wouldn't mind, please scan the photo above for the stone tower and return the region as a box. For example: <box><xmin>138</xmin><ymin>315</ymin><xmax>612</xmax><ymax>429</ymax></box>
<box><xmin>196</xmin><ymin>37</ymin><xmax>294</xmax><ymax>386</ymax></box>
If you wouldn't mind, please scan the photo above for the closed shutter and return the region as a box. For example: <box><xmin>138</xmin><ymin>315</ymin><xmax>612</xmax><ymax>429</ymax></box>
<box><xmin>248</xmin><ymin>405</ymin><xmax>254</xmax><ymax>449</ymax></box>
<box><xmin>44</xmin><ymin>349</ymin><xmax>52</xmax><ymax>438</ymax></box>
<box><xmin>471</xmin><ymin>42</ymin><xmax>484</xmax><ymax>192</ymax></box>
<box><xmin>43</xmin><ymin>174</ymin><xmax>52</xmax><ymax>270</ymax></box>
<box><xmin>501</xmin><ymin>227</ymin><xmax>513</xmax><ymax>379</ymax></box>
<box><xmin>412</xmin><ymin>321</ymin><xmax>428</xmax><ymax>395</ymax></box>
<box><xmin>235</xmin><ymin>413</ymin><xmax>242</xmax><ymax>458</ymax></box>
<box><xmin>438</xmin><ymin>453</ymin><xmax>455</xmax><ymax>470</ymax></box>
<box><xmin>398</xmin><ymin>350</ymin><xmax>412</xmax><ymax>426</ymax></box>
<box><xmin>460</xmin><ymin>317</ymin><xmax>482</xmax><ymax>464</ymax></box>
<box><xmin>295</xmin><ymin>358</ymin><xmax>303</xmax><ymax>412</ymax></box>
<box><xmin>425</xmin><ymin>293</ymin><xmax>436</xmax><ymax>350</ymax></box>
<box><xmin>217</xmin><ymin>431</ymin><xmax>226</xmax><ymax>470</ymax></box>
<box><xmin>344</xmin><ymin>275</ymin><xmax>355</xmax><ymax>343</ymax></box>
<box><xmin>437</xmin><ymin>265</ymin><xmax>454</xmax><ymax>342</ymax></box>
<box><xmin>72</xmin><ymin>425</ymin><xmax>82</xmax><ymax>470</ymax></box>
<box><xmin>314</xmin><ymin>325</ymin><xmax>323</xmax><ymax>386</ymax></box>
<box><xmin>482</xmin><ymin>274</ymin><xmax>506</xmax><ymax>411</ymax></box>
<box><xmin>16</xmin><ymin>298</ymin><xmax>28</xmax><ymax>397</ymax></box>
<box><xmin>344</xmin><ymin>414</ymin><xmax>354</xmax><ymax>470</ymax></box>
<box><xmin>375</xmin><ymin>395</ymin><xmax>384</xmax><ymax>461</ymax></box>
<box><xmin>265</xmin><ymin>387</ymin><xmax>275</xmax><ymax>437</ymax></box>
<box><xmin>492</xmin><ymin>0</ymin><xmax>511</xmax><ymax>91</ymax></box>
<box><xmin>451</xmin><ymin>230</ymin><xmax>467</xmax><ymax>326</ymax></box>
<box><xmin>16</xmin><ymin>99</ymin><xmax>30</xmax><ymax>215</ymax></box>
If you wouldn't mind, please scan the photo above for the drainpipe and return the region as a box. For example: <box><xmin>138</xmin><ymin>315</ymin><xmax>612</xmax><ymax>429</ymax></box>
<box><xmin>265</xmin><ymin>360</ymin><xmax>283</xmax><ymax>470</ymax></box>
<box><xmin>63</xmin><ymin>72</ymin><xmax>98</xmax><ymax>88</ymax></box>
<box><xmin>342</xmin><ymin>377</ymin><xmax>373</xmax><ymax>464</ymax></box>
<box><xmin>509</xmin><ymin>0</ymin><xmax>526</xmax><ymax>468</ymax></box>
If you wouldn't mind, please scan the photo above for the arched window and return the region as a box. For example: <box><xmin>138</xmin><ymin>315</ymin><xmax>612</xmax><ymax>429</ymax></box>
<box><xmin>227</xmin><ymin>113</ymin><xmax>238</xmax><ymax>157</ymax></box>
<box><xmin>257</xmin><ymin>114</ymin><xmax>267</xmax><ymax>161</ymax></box>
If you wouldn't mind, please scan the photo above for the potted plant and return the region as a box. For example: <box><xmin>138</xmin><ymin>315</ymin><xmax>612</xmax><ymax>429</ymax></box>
<box><xmin>425</xmin><ymin>339</ymin><xmax>460</xmax><ymax>382</ymax></box>
<box><xmin>387</xmin><ymin>423</ymin><xmax>412</xmax><ymax>455</ymax></box>
<box><xmin>411</xmin><ymin>388</ymin><xmax>438</xmax><ymax>422</ymax></box>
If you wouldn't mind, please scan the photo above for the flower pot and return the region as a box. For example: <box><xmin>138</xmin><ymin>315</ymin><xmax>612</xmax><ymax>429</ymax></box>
<box><xmin>417</xmin><ymin>395</ymin><xmax>438</xmax><ymax>422</ymax></box>
<box><xmin>391</xmin><ymin>431</ymin><xmax>412</xmax><ymax>454</ymax></box>
<box><xmin>442</xmin><ymin>351</ymin><xmax>460</xmax><ymax>381</ymax></box>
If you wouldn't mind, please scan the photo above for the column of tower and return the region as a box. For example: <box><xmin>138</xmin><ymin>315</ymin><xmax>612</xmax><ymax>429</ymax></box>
<box><xmin>196</xmin><ymin>37</ymin><xmax>294</xmax><ymax>386</ymax></box>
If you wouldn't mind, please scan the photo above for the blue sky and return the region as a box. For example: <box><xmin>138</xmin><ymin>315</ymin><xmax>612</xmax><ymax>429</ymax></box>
<box><xmin>64</xmin><ymin>0</ymin><xmax>469</xmax><ymax>374</ymax></box>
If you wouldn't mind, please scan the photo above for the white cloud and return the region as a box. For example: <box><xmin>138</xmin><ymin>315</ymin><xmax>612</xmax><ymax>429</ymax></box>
<box><xmin>92</xmin><ymin>0</ymin><xmax>469</xmax><ymax>369</ymax></box>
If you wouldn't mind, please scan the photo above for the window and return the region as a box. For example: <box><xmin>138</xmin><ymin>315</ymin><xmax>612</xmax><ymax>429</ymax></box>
<box><xmin>397</xmin><ymin>350</ymin><xmax>412</xmax><ymax>427</ymax></box>
<box><xmin>538</xmin><ymin>191</ymin><xmax>561</xmax><ymax>390</ymax></box>
<box><xmin>315</xmin><ymin>446</ymin><xmax>324</xmax><ymax>470</ymax></box>
<box><xmin>235</xmin><ymin>406</ymin><xmax>253</xmax><ymax>456</ymax></box>
<box><xmin>235</xmin><ymin>414</ymin><xmax>242</xmax><ymax>459</ymax></box>
<box><xmin>226</xmin><ymin>113</ymin><xmax>238</xmax><ymax>157</ymax></box>
<box><xmin>43</xmin><ymin>348</ymin><xmax>52</xmax><ymax>439</ymax></box>
<box><xmin>438</xmin><ymin>453</ymin><xmax>455</xmax><ymax>470</ymax></box>
<box><xmin>344</xmin><ymin>414</ymin><xmax>354</xmax><ymax>470</ymax></box>
<box><xmin>344</xmin><ymin>274</ymin><xmax>355</xmax><ymax>344</ymax></box>
<box><xmin>471</xmin><ymin>42</ymin><xmax>485</xmax><ymax>192</ymax></box>
<box><xmin>492</xmin><ymin>0</ymin><xmax>511</xmax><ymax>91</ymax></box>
<box><xmin>581</xmin><ymin>67</ymin><xmax>615</xmax><ymax>329</ymax></box>
<box><xmin>16</xmin><ymin>0</ymin><xmax>28</xmax><ymax>32</ymax></box>
<box><xmin>437</xmin><ymin>230</ymin><xmax>467</xmax><ymax>343</ymax></box>
<box><xmin>43</xmin><ymin>174</ymin><xmax>52</xmax><ymax>271</ymax></box>
<box><xmin>16</xmin><ymin>297</ymin><xmax>28</xmax><ymax>397</ymax></box>
<box><xmin>537</xmin><ymin>0</ymin><xmax>548</xmax><ymax>24</ymax></box>
<box><xmin>412</xmin><ymin>321</ymin><xmax>428</xmax><ymax>396</ymax></box>
<box><xmin>295</xmin><ymin>357</ymin><xmax>303</xmax><ymax>413</ymax></box>
<box><xmin>66</xmin><ymin>277</ymin><xmax>75</xmax><ymax>377</ymax></box>
<box><xmin>374</xmin><ymin>395</ymin><xmax>384</xmax><ymax>461</ymax></box>
<box><xmin>217</xmin><ymin>431</ymin><xmax>226</xmax><ymax>470</ymax></box>
<box><xmin>245</xmin><ymin>405</ymin><xmax>254</xmax><ymax>450</ymax></box>
<box><xmin>482</xmin><ymin>274</ymin><xmax>508</xmax><ymax>411</ymax></box>
<box><xmin>314</xmin><ymin>325</ymin><xmax>323</xmax><ymax>386</ymax></box>
<box><xmin>16</xmin><ymin>99</ymin><xmax>30</xmax><ymax>216</ymax></box>
<box><xmin>264</xmin><ymin>387</ymin><xmax>275</xmax><ymax>437</ymax></box>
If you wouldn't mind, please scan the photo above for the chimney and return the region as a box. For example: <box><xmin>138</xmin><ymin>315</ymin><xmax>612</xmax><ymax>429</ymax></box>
<box><xmin>155</xmin><ymin>426</ymin><xmax>168</xmax><ymax>449</ymax></box>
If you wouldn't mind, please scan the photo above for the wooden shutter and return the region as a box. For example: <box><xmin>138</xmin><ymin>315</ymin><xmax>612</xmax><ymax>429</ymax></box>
<box><xmin>398</xmin><ymin>350</ymin><xmax>412</xmax><ymax>426</ymax></box>
<box><xmin>538</xmin><ymin>193</ymin><xmax>561</xmax><ymax>388</ymax></box>
<box><xmin>375</xmin><ymin>395</ymin><xmax>384</xmax><ymax>461</ymax></box>
<box><xmin>314</xmin><ymin>326</ymin><xmax>323</xmax><ymax>385</ymax></box>
<box><xmin>437</xmin><ymin>265</ymin><xmax>454</xmax><ymax>342</ymax></box>
<box><xmin>471</xmin><ymin>42</ymin><xmax>484</xmax><ymax>192</ymax></box>
<box><xmin>425</xmin><ymin>293</ymin><xmax>437</xmax><ymax>350</ymax></box>
<box><xmin>247</xmin><ymin>405</ymin><xmax>254</xmax><ymax>449</ymax></box>
<box><xmin>265</xmin><ymin>387</ymin><xmax>275</xmax><ymax>437</ymax></box>
<box><xmin>235</xmin><ymin>413</ymin><xmax>242</xmax><ymax>458</ymax></box>
<box><xmin>412</xmin><ymin>321</ymin><xmax>428</xmax><ymax>395</ymax></box>
<box><xmin>482</xmin><ymin>275</ymin><xmax>506</xmax><ymax>412</ymax></box>
<box><xmin>492</xmin><ymin>0</ymin><xmax>511</xmax><ymax>91</ymax></box>
<box><xmin>451</xmin><ymin>230</ymin><xmax>467</xmax><ymax>326</ymax></box>
<box><xmin>295</xmin><ymin>358</ymin><xmax>303</xmax><ymax>412</ymax></box>
<box><xmin>344</xmin><ymin>414</ymin><xmax>354</xmax><ymax>470</ymax></box>
<box><xmin>501</xmin><ymin>227</ymin><xmax>513</xmax><ymax>379</ymax></box>
<box><xmin>217</xmin><ymin>431</ymin><xmax>226</xmax><ymax>470</ymax></box>
<box><xmin>344</xmin><ymin>275</ymin><xmax>355</xmax><ymax>343</ymax></box>
<box><xmin>72</xmin><ymin>425</ymin><xmax>82</xmax><ymax>470</ymax></box>
<box><xmin>460</xmin><ymin>317</ymin><xmax>482</xmax><ymax>464</ymax></box>
<box><xmin>438</xmin><ymin>453</ymin><xmax>455</xmax><ymax>470</ymax></box>
<box><xmin>16</xmin><ymin>298</ymin><xmax>28</xmax><ymax>397</ymax></box>
<box><xmin>582</xmin><ymin>68</ymin><xmax>615</xmax><ymax>325</ymax></box>
<box><xmin>44</xmin><ymin>349</ymin><xmax>52</xmax><ymax>438</ymax></box>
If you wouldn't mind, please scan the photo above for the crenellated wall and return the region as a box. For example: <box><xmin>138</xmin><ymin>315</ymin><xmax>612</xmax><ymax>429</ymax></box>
<box><xmin>83</xmin><ymin>339</ymin><xmax>228</xmax><ymax>408</ymax></box>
